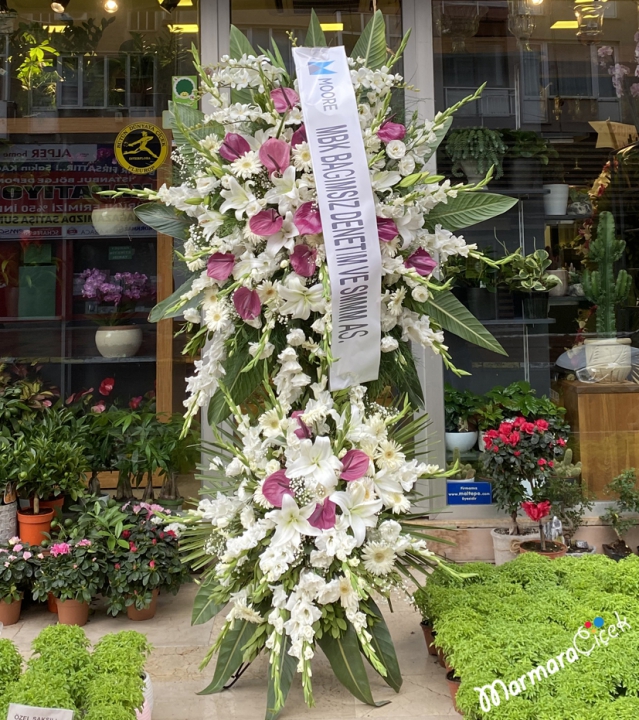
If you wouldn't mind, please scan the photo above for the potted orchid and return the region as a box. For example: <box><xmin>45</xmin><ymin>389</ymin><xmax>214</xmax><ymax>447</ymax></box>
<box><xmin>33</xmin><ymin>538</ymin><xmax>107</xmax><ymax>626</ymax></box>
<box><xmin>80</xmin><ymin>269</ymin><xmax>155</xmax><ymax>358</ymax></box>
<box><xmin>481</xmin><ymin>417</ymin><xmax>568</xmax><ymax>563</ymax></box>
<box><xmin>0</xmin><ymin>537</ymin><xmax>39</xmax><ymax>626</ymax></box>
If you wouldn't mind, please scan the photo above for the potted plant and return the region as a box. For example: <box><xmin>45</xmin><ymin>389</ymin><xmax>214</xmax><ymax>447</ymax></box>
<box><xmin>501</xmin><ymin>129</ymin><xmax>558</xmax><ymax>189</ymax></box>
<box><xmin>546</xmin><ymin>466</ymin><xmax>594</xmax><ymax>555</ymax></box>
<box><xmin>106</xmin><ymin>502</ymin><xmax>188</xmax><ymax>620</ymax></box>
<box><xmin>0</xmin><ymin>638</ymin><xmax>21</xmax><ymax>696</ymax></box>
<box><xmin>582</xmin><ymin>212</ymin><xmax>633</xmax><ymax>383</ymax></box>
<box><xmin>441</xmin><ymin>252</ymin><xmax>499</xmax><ymax>320</ymax></box>
<box><xmin>600</xmin><ymin>468</ymin><xmax>639</xmax><ymax>560</ymax></box>
<box><xmin>518</xmin><ymin>500</ymin><xmax>567</xmax><ymax>560</ymax></box>
<box><xmin>505</xmin><ymin>249</ymin><xmax>560</xmax><ymax>319</ymax></box>
<box><xmin>32</xmin><ymin>538</ymin><xmax>107</xmax><ymax>626</ymax></box>
<box><xmin>445</xmin><ymin>127</ymin><xmax>507</xmax><ymax>184</ymax></box>
<box><xmin>444</xmin><ymin>384</ymin><xmax>480</xmax><ymax>452</ymax></box>
<box><xmin>446</xmin><ymin>447</ymin><xmax>476</xmax><ymax>479</ymax></box>
<box><xmin>543</xmin><ymin>158</ymin><xmax>570</xmax><ymax>215</ymax></box>
<box><xmin>474</xmin><ymin>398</ymin><xmax>504</xmax><ymax>451</ymax></box>
<box><xmin>482</xmin><ymin>417</ymin><xmax>566</xmax><ymax>563</ymax></box>
<box><xmin>0</xmin><ymin>537</ymin><xmax>38</xmax><ymax>626</ymax></box>
<box><xmin>80</xmin><ymin>269</ymin><xmax>155</xmax><ymax>358</ymax></box>
<box><xmin>156</xmin><ymin>413</ymin><xmax>199</xmax><ymax>509</ymax></box>
<box><xmin>484</xmin><ymin>380</ymin><xmax>568</xmax><ymax>434</ymax></box>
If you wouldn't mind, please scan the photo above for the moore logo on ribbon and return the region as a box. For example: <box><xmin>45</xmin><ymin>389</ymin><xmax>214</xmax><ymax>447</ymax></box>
<box><xmin>293</xmin><ymin>46</ymin><xmax>382</xmax><ymax>390</ymax></box>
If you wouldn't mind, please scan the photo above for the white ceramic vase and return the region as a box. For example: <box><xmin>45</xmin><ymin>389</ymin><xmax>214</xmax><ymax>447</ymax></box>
<box><xmin>584</xmin><ymin>337</ymin><xmax>632</xmax><ymax>383</ymax></box>
<box><xmin>547</xmin><ymin>269</ymin><xmax>568</xmax><ymax>297</ymax></box>
<box><xmin>460</xmin><ymin>159</ymin><xmax>485</xmax><ymax>185</ymax></box>
<box><xmin>95</xmin><ymin>326</ymin><xmax>143</xmax><ymax>358</ymax></box>
<box><xmin>445</xmin><ymin>431</ymin><xmax>478</xmax><ymax>453</ymax></box>
<box><xmin>92</xmin><ymin>207</ymin><xmax>136</xmax><ymax>236</ymax></box>
<box><xmin>543</xmin><ymin>184</ymin><xmax>570</xmax><ymax>216</ymax></box>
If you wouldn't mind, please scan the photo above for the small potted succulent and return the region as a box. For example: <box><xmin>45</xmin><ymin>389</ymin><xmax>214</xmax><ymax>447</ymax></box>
<box><xmin>444</xmin><ymin>384</ymin><xmax>480</xmax><ymax>452</ymax></box>
<box><xmin>501</xmin><ymin>129</ymin><xmax>558</xmax><ymax>188</ymax></box>
<box><xmin>0</xmin><ymin>537</ymin><xmax>39</xmax><ymax>626</ymax></box>
<box><xmin>505</xmin><ymin>249</ymin><xmax>560</xmax><ymax>319</ymax></box>
<box><xmin>445</xmin><ymin>127</ymin><xmax>507</xmax><ymax>184</ymax></box>
<box><xmin>105</xmin><ymin>502</ymin><xmax>189</xmax><ymax>620</ymax></box>
<box><xmin>33</xmin><ymin>538</ymin><xmax>107</xmax><ymax>626</ymax></box>
<box><xmin>600</xmin><ymin>468</ymin><xmax>639</xmax><ymax>560</ymax></box>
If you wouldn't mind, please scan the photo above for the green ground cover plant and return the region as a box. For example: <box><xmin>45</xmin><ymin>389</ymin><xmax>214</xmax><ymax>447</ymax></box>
<box><xmin>414</xmin><ymin>553</ymin><xmax>639</xmax><ymax>719</ymax></box>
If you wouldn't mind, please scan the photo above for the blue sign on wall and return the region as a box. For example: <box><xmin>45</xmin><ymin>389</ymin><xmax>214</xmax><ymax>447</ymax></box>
<box><xmin>446</xmin><ymin>480</ymin><xmax>492</xmax><ymax>505</ymax></box>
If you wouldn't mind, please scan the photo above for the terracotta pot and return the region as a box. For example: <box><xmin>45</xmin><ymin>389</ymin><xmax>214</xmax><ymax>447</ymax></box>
<box><xmin>56</xmin><ymin>598</ymin><xmax>89</xmax><ymax>626</ymax></box>
<box><xmin>17</xmin><ymin>508</ymin><xmax>54</xmax><ymax>546</ymax></box>
<box><xmin>0</xmin><ymin>596</ymin><xmax>22</xmax><ymax>626</ymax></box>
<box><xmin>518</xmin><ymin>540</ymin><xmax>568</xmax><ymax>560</ymax></box>
<box><xmin>127</xmin><ymin>589</ymin><xmax>159</xmax><ymax>621</ymax></box>
<box><xmin>446</xmin><ymin>670</ymin><xmax>461</xmax><ymax>714</ymax></box>
<box><xmin>421</xmin><ymin>621</ymin><xmax>438</xmax><ymax>656</ymax></box>
<box><xmin>437</xmin><ymin>646</ymin><xmax>446</xmax><ymax>668</ymax></box>
<box><xmin>47</xmin><ymin>592</ymin><xmax>58</xmax><ymax>613</ymax></box>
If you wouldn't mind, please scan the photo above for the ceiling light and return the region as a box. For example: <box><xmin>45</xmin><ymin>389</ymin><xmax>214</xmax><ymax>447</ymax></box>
<box><xmin>529</xmin><ymin>0</ymin><xmax>544</xmax><ymax>5</ymax></box>
<box><xmin>320</xmin><ymin>23</ymin><xmax>343</xmax><ymax>31</ymax></box>
<box><xmin>103</xmin><ymin>0</ymin><xmax>118</xmax><ymax>12</ymax></box>
<box><xmin>551</xmin><ymin>20</ymin><xmax>578</xmax><ymax>28</ymax></box>
<box><xmin>50</xmin><ymin>0</ymin><xmax>69</xmax><ymax>12</ymax></box>
<box><xmin>159</xmin><ymin>0</ymin><xmax>180</xmax><ymax>12</ymax></box>
<box><xmin>167</xmin><ymin>23</ymin><xmax>198</xmax><ymax>32</ymax></box>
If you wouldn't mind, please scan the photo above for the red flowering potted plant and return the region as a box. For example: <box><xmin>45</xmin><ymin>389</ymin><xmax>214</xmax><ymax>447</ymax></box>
<box><xmin>105</xmin><ymin>502</ymin><xmax>189</xmax><ymax>621</ymax></box>
<box><xmin>0</xmin><ymin>537</ymin><xmax>39</xmax><ymax>626</ymax></box>
<box><xmin>481</xmin><ymin>416</ymin><xmax>567</xmax><ymax>563</ymax></box>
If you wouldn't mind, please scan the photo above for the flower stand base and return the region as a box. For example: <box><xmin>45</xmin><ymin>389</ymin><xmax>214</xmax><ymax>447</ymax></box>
<box><xmin>0</xmin><ymin>596</ymin><xmax>22</xmax><ymax>626</ymax></box>
<box><xmin>57</xmin><ymin>598</ymin><xmax>89</xmax><ymax>626</ymax></box>
<box><xmin>127</xmin><ymin>589</ymin><xmax>159</xmax><ymax>621</ymax></box>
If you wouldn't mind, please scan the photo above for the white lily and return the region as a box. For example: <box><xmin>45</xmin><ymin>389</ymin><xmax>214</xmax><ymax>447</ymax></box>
<box><xmin>330</xmin><ymin>481</ymin><xmax>383</xmax><ymax>546</ymax></box>
<box><xmin>286</xmin><ymin>436</ymin><xmax>342</xmax><ymax>493</ymax></box>
<box><xmin>265</xmin><ymin>166</ymin><xmax>302</xmax><ymax>215</ymax></box>
<box><xmin>220</xmin><ymin>177</ymin><xmax>261</xmax><ymax>220</ymax></box>
<box><xmin>278</xmin><ymin>274</ymin><xmax>325</xmax><ymax>320</ymax></box>
<box><xmin>370</xmin><ymin>170</ymin><xmax>401</xmax><ymax>193</ymax></box>
<box><xmin>266</xmin><ymin>494</ymin><xmax>319</xmax><ymax>547</ymax></box>
<box><xmin>198</xmin><ymin>209</ymin><xmax>225</xmax><ymax>241</ymax></box>
<box><xmin>265</xmin><ymin>211</ymin><xmax>299</xmax><ymax>256</ymax></box>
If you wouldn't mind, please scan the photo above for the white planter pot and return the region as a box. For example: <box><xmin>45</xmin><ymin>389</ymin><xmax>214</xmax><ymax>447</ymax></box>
<box><xmin>547</xmin><ymin>269</ymin><xmax>568</xmax><ymax>297</ymax></box>
<box><xmin>491</xmin><ymin>527</ymin><xmax>540</xmax><ymax>566</ymax></box>
<box><xmin>460</xmin><ymin>159</ymin><xmax>485</xmax><ymax>185</ymax></box>
<box><xmin>543</xmin><ymin>184</ymin><xmax>570</xmax><ymax>216</ymax></box>
<box><xmin>136</xmin><ymin>672</ymin><xmax>154</xmax><ymax>720</ymax></box>
<box><xmin>445</xmin><ymin>431</ymin><xmax>478</xmax><ymax>453</ymax></box>
<box><xmin>584</xmin><ymin>337</ymin><xmax>631</xmax><ymax>383</ymax></box>
<box><xmin>92</xmin><ymin>207</ymin><xmax>136</xmax><ymax>236</ymax></box>
<box><xmin>477</xmin><ymin>431</ymin><xmax>487</xmax><ymax>452</ymax></box>
<box><xmin>0</xmin><ymin>501</ymin><xmax>17</xmax><ymax>544</ymax></box>
<box><xmin>95</xmin><ymin>326</ymin><xmax>143</xmax><ymax>358</ymax></box>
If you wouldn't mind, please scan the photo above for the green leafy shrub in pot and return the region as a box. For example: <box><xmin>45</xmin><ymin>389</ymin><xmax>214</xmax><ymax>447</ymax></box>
<box><xmin>91</xmin><ymin>630</ymin><xmax>152</xmax><ymax>677</ymax></box>
<box><xmin>0</xmin><ymin>670</ymin><xmax>76</xmax><ymax>719</ymax></box>
<box><xmin>600</xmin><ymin>468</ymin><xmax>639</xmax><ymax>558</ymax></box>
<box><xmin>84</xmin><ymin>707</ymin><xmax>137</xmax><ymax>720</ymax></box>
<box><xmin>502</xmin><ymin>130</ymin><xmax>558</xmax><ymax>165</ymax></box>
<box><xmin>0</xmin><ymin>639</ymin><xmax>22</xmax><ymax>695</ymax></box>
<box><xmin>444</xmin><ymin>384</ymin><xmax>480</xmax><ymax>432</ymax></box>
<box><xmin>506</xmin><ymin>248</ymin><xmax>560</xmax><ymax>293</ymax></box>
<box><xmin>0</xmin><ymin>538</ymin><xmax>39</xmax><ymax>603</ymax></box>
<box><xmin>85</xmin><ymin>675</ymin><xmax>145</xmax><ymax>713</ymax></box>
<box><xmin>445</xmin><ymin>127</ymin><xmax>507</xmax><ymax>180</ymax></box>
<box><xmin>484</xmin><ymin>380</ymin><xmax>567</xmax><ymax>434</ymax></box>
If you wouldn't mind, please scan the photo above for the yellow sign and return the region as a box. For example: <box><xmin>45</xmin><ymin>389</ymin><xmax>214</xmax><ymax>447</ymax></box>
<box><xmin>114</xmin><ymin>122</ymin><xmax>168</xmax><ymax>174</ymax></box>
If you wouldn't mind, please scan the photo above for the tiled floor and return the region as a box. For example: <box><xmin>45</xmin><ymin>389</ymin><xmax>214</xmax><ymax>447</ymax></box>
<box><xmin>4</xmin><ymin>585</ymin><xmax>460</xmax><ymax>720</ymax></box>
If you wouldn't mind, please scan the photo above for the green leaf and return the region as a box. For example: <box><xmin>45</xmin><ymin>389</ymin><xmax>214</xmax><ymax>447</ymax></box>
<box><xmin>265</xmin><ymin>636</ymin><xmax>296</xmax><ymax>720</ymax></box>
<box><xmin>192</xmin><ymin>576</ymin><xmax>225</xmax><ymax>626</ymax></box>
<box><xmin>305</xmin><ymin>9</ymin><xmax>327</xmax><ymax>47</ymax></box>
<box><xmin>424</xmin><ymin>290</ymin><xmax>506</xmax><ymax>356</ymax></box>
<box><xmin>318</xmin><ymin>622</ymin><xmax>389</xmax><ymax>707</ymax></box>
<box><xmin>350</xmin><ymin>10</ymin><xmax>387</xmax><ymax>70</ymax></box>
<box><xmin>135</xmin><ymin>202</ymin><xmax>194</xmax><ymax>242</ymax></box>
<box><xmin>424</xmin><ymin>192</ymin><xmax>517</xmax><ymax>232</ymax></box>
<box><xmin>364</xmin><ymin>599</ymin><xmax>403</xmax><ymax>693</ymax></box>
<box><xmin>229</xmin><ymin>25</ymin><xmax>256</xmax><ymax>105</ymax></box>
<box><xmin>199</xmin><ymin>620</ymin><xmax>256</xmax><ymax>695</ymax></box>
<box><xmin>421</xmin><ymin>117</ymin><xmax>452</xmax><ymax>164</ymax></box>
<box><xmin>149</xmin><ymin>277</ymin><xmax>196</xmax><ymax>323</ymax></box>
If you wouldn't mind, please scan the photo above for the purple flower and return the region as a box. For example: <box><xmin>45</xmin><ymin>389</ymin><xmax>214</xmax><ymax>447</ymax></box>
<box><xmin>219</xmin><ymin>133</ymin><xmax>251</xmax><ymax>161</ymax></box>
<box><xmin>207</xmin><ymin>253</ymin><xmax>235</xmax><ymax>282</ymax></box>
<box><xmin>376</xmin><ymin>217</ymin><xmax>399</xmax><ymax>242</ymax></box>
<box><xmin>405</xmin><ymin>248</ymin><xmax>437</xmax><ymax>277</ymax></box>
<box><xmin>259</xmin><ymin>138</ymin><xmax>291</xmax><ymax>176</ymax></box>
<box><xmin>291</xmin><ymin>125</ymin><xmax>307</xmax><ymax>148</ymax></box>
<box><xmin>293</xmin><ymin>202</ymin><xmax>322</xmax><ymax>235</ymax></box>
<box><xmin>378</xmin><ymin>120</ymin><xmax>406</xmax><ymax>142</ymax></box>
<box><xmin>340</xmin><ymin>449</ymin><xmax>370</xmax><ymax>481</ymax></box>
<box><xmin>249</xmin><ymin>209</ymin><xmax>284</xmax><ymax>237</ymax></box>
<box><xmin>631</xmin><ymin>83</ymin><xmax>639</xmax><ymax>99</ymax></box>
<box><xmin>308</xmin><ymin>500</ymin><xmax>336</xmax><ymax>530</ymax></box>
<box><xmin>291</xmin><ymin>410</ymin><xmax>311</xmax><ymax>439</ymax></box>
<box><xmin>271</xmin><ymin>87</ymin><xmax>300</xmax><ymax>113</ymax></box>
<box><xmin>262</xmin><ymin>470</ymin><xmax>293</xmax><ymax>508</ymax></box>
<box><xmin>290</xmin><ymin>244</ymin><xmax>317</xmax><ymax>278</ymax></box>
<box><xmin>233</xmin><ymin>287</ymin><xmax>262</xmax><ymax>320</ymax></box>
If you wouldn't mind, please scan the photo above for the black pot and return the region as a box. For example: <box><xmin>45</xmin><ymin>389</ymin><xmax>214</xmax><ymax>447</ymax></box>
<box><xmin>466</xmin><ymin>287</ymin><xmax>497</xmax><ymax>321</ymax></box>
<box><xmin>505</xmin><ymin>157</ymin><xmax>543</xmax><ymax>189</ymax></box>
<box><xmin>602</xmin><ymin>543</ymin><xmax>632</xmax><ymax>562</ymax></box>
<box><xmin>519</xmin><ymin>291</ymin><xmax>549</xmax><ymax>319</ymax></box>
<box><xmin>496</xmin><ymin>286</ymin><xmax>515</xmax><ymax>320</ymax></box>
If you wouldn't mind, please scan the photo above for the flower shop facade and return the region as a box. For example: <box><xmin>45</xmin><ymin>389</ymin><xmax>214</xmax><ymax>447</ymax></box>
<box><xmin>4</xmin><ymin>0</ymin><xmax>639</xmax><ymax>550</ymax></box>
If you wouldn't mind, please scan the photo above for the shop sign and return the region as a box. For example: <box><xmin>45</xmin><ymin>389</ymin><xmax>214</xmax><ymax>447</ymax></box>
<box><xmin>114</xmin><ymin>122</ymin><xmax>168</xmax><ymax>175</ymax></box>
<box><xmin>172</xmin><ymin>75</ymin><xmax>198</xmax><ymax>107</ymax></box>
<box><xmin>446</xmin><ymin>480</ymin><xmax>493</xmax><ymax>505</ymax></box>
<box><xmin>7</xmin><ymin>704</ymin><xmax>74</xmax><ymax>720</ymax></box>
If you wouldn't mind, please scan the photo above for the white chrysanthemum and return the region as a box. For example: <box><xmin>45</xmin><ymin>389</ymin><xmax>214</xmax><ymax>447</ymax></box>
<box><xmin>380</xmin><ymin>335</ymin><xmax>398</xmax><ymax>353</ymax></box>
<box><xmin>259</xmin><ymin>408</ymin><xmax>284</xmax><ymax>438</ymax></box>
<box><xmin>229</xmin><ymin>150</ymin><xmax>262</xmax><ymax>179</ymax></box>
<box><xmin>286</xmin><ymin>328</ymin><xmax>305</xmax><ymax>346</ymax></box>
<box><xmin>292</xmin><ymin>142</ymin><xmax>313</xmax><ymax>172</ymax></box>
<box><xmin>375</xmin><ymin>439</ymin><xmax>406</xmax><ymax>471</ymax></box>
<box><xmin>386</xmin><ymin>139</ymin><xmax>406</xmax><ymax>159</ymax></box>
<box><xmin>362</xmin><ymin>542</ymin><xmax>396</xmax><ymax>576</ymax></box>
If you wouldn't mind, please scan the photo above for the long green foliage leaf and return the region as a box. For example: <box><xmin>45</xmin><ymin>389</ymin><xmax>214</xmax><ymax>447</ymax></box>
<box><xmin>351</xmin><ymin>10</ymin><xmax>387</xmax><ymax>70</ymax></box>
<box><xmin>318</xmin><ymin>623</ymin><xmax>389</xmax><ymax>707</ymax></box>
<box><xmin>135</xmin><ymin>202</ymin><xmax>194</xmax><ymax>241</ymax></box>
<box><xmin>424</xmin><ymin>290</ymin><xmax>506</xmax><ymax>355</ymax></box>
<box><xmin>364</xmin><ymin>599</ymin><xmax>403</xmax><ymax>692</ymax></box>
<box><xmin>424</xmin><ymin>192</ymin><xmax>517</xmax><ymax>231</ymax></box>
<box><xmin>192</xmin><ymin>576</ymin><xmax>225</xmax><ymax>626</ymax></box>
<box><xmin>304</xmin><ymin>9</ymin><xmax>327</xmax><ymax>47</ymax></box>
<box><xmin>149</xmin><ymin>277</ymin><xmax>195</xmax><ymax>323</ymax></box>
<box><xmin>199</xmin><ymin>620</ymin><xmax>256</xmax><ymax>695</ymax></box>
<box><xmin>265</xmin><ymin>636</ymin><xmax>296</xmax><ymax>720</ymax></box>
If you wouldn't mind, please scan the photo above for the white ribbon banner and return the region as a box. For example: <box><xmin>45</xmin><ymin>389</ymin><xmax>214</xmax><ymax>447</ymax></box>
<box><xmin>293</xmin><ymin>46</ymin><xmax>381</xmax><ymax>390</ymax></box>
<box><xmin>8</xmin><ymin>704</ymin><xmax>74</xmax><ymax>720</ymax></box>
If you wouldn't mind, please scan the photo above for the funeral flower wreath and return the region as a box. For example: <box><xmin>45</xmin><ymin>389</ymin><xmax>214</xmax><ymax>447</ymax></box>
<box><xmin>109</xmin><ymin>11</ymin><xmax>517</xmax><ymax>718</ymax></box>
